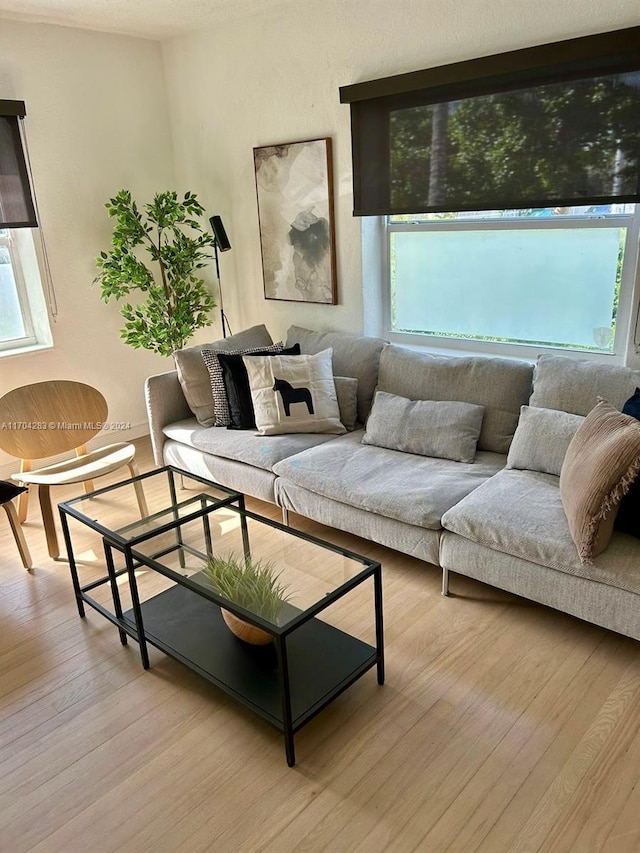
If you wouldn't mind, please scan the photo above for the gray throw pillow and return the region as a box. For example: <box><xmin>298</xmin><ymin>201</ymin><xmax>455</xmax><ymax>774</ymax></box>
<box><xmin>507</xmin><ymin>406</ymin><xmax>585</xmax><ymax>477</ymax></box>
<box><xmin>334</xmin><ymin>376</ymin><xmax>359</xmax><ymax>431</ymax></box>
<box><xmin>362</xmin><ymin>391</ymin><xmax>485</xmax><ymax>463</ymax></box>
<box><xmin>173</xmin><ymin>324</ymin><xmax>273</xmax><ymax>426</ymax></box>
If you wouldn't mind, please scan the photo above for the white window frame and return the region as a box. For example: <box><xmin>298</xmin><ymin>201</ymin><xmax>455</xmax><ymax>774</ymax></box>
<box><xmin>370</xmin><ymin>207</ymin><xmax>640</xmax><ymax>366</ymax></box>
<box><xmin>0</xmin><ymin>228</ymin><xmax>53</xmax><ymax>356</ymax></box>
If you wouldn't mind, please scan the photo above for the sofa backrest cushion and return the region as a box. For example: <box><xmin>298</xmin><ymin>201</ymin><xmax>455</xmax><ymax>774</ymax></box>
<box><xmin>529</xmin><ymin>354</ymin><xmax>640</xmax><ymax>415</ymax></box>
<box><xmin>173</xmin><ymin>324</ymin><xmax>273</xmax><ymax>426</ymax></box>
<box><xmin>285</xmin><ymin>325</ymin><xmax>385</xmax><ymax>422</ymax></box>
<box><xmin>377</xmin><ymin>345</ymin><xmax>534</xmax><ymax>454</ymax></box>
<box><xmin>334</xmin><ymin>377</ymin><xmax>359</xmax><ymax>431</ymax></box>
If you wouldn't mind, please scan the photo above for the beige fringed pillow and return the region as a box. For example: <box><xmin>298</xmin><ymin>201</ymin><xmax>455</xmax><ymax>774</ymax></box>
<box><xmin>560</xmin><ymin>399</ymin><xmax>640</xmax><ymax>564</ymax></box>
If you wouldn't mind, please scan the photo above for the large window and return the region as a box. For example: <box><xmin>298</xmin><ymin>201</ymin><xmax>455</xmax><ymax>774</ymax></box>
<box><xmin>0</xmin><ymin>229</ymin><xmax>29</xmax><ymax>343</ymax></box>
<box><xmin>344</xmin><ymin>28</ymin><xmax>640</xmax><ymax>363</ymax></box>
<box><xmin>386</xmin><ymin>204</ymin><xmax>639</xmax><ymax>358</ymax></box>
<box><xmin>340</xmin><ymin>28</ymin><xmax>640</xmax><ymax>216</ymax></box>
<box><xmin>0</xmin><ymin>228</ymin><xmax>51</xmax><ymax>353</ymax></box>
<box><xmin>0</xmin><ymin>100</ymin><xmax>52</xmax><ymax>355</ymax></box>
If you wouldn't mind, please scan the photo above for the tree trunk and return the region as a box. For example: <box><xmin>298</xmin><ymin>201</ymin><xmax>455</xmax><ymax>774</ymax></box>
<box><xmin>428</xmin><ymin>103</ymin><xmax>449</xmax><ymax>207</ymax></box>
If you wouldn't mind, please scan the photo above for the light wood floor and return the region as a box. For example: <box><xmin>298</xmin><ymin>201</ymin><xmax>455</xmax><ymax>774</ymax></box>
<box><xmin>1</xmin><ymin>437</ymin><xmax>639</xmax><ymax>853</ymax></box>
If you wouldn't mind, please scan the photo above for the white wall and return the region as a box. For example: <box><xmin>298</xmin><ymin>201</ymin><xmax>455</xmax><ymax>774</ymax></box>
<box><xmin>161</xmin><ymin>0</ymin><xmax>640</xmax><ymax>345</ymax></box>
<box><xmin>0</xmin><ymin>21</ymin><xmax>175</xmax><ymax>471</ymax></box>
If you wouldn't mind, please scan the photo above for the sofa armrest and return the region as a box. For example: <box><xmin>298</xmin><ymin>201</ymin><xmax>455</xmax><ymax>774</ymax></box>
<box><xmin>145</xmin><ymin>370</ymin><xmax>192</xmax><ymax>467</ymax></box>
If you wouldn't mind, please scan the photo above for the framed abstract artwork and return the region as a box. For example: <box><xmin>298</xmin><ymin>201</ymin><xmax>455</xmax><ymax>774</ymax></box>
<box><xmin>254</xmin><ymin>137</ymin><xmax>337</xmax><ymax>304</ymax></box>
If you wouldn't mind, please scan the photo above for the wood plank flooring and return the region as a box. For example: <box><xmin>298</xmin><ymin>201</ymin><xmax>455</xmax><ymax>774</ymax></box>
<box><xmin>1</xmin><ymin>436</ymin><xmax>638</xmax><ymax>852</ymax></box>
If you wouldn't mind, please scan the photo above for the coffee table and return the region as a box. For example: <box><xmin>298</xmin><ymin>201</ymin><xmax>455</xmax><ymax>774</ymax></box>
<box><xmin>58</xmin><ymin>466</ymin><xmax>384</xmax><ymax>766</ymax></box>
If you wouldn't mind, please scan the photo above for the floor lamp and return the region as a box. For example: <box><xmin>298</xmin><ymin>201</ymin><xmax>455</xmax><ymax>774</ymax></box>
<box><xmin>209</xmin><ymin>215</ymin><xmax>232</xmax><ymax>338</ymax></box>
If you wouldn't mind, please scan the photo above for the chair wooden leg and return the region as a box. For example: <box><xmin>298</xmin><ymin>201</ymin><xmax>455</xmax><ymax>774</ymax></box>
<box><xmin>18</xmin><ymin>460</ymin><xmax>31</xmax><ymax>522</ymax></box>
<box><xmin>3</xmin><ymin>500</ymin><xmax>32</xmax><ymax>570</ymax></box>
<box><xmin>127</xmin><ymin>460</ymin><xmax>149</xmax><ymax>518</ymax></box>
<box><xmin>38</xmin><ymin>484</ymin><xmax>60</xmax><ymax>560</ymax></box>
<box><xmin>17</xmin><ymin>486</ymin><xmax>29</xmax><ymax>523</ymax></box>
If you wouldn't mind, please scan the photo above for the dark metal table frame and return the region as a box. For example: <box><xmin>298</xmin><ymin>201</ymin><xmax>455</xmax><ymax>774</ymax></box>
<box><xmin>58</xmin><ymin>467</ymin><xmax>384</xmax><ymax>766</ymax></box>
<box><xmin>58</xmin><ymin>466</ymin><xmax>245</xmax><ymax>654</ymax></box>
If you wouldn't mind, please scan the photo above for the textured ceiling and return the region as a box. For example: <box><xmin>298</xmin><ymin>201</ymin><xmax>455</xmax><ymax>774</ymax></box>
<box><xmin>0</xmin><ymin>0</ymin><xmax>290</xmax><ymax>39</ymax></box>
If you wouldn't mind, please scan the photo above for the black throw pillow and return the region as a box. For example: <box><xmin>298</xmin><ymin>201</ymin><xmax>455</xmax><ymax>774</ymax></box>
<box><xmin>218</xmin><ymin>344</ymin><xmax>301</xmax><ymax>429</ymax></box>
<box><xmin>614</xmin><ymin>387</ymin><xmax>640</xmax><ymax>538</ymax></box>
<box><xmin>0</xmin><ymin>480</ymin><xmax>28</xmax><ymax>504</ymax></box>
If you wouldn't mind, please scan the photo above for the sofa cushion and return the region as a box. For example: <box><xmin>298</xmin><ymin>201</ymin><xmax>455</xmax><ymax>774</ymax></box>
<box><xmin>529</xmin><ymin>354</ymin><xmax>640</xmax><ymax>415</ymax></box>
<box><xmin>275</xmin><ymin>478</ymin><xmax>442</xmax><ymax>566</ymax></box>
<box><xmin>285</xmin><ymin>325</ymin><xmax>386</xmax><ymax>422</ymax></box>
<box><xmin>244</xmin><ymin>349</ymin><xmax>346</xmax><ymax>436</ymax></box>
<box><xmin>173</xmin><ymin>325</ymin><xmax>273</xmax><ymax>426</ymax></box>
<box><xmin>362</xmin><ymin>391</ymin><xmax>484</xmax><ymax>463</ymax></box>
<box><xmin>507</xmin><ymin>406</ymin><xmax>584</xmax><ymax>477</ymax></box>
<box><xmin>163</xmin><ymin>419</ymin><xmax>337</xmax><ymax>472</ymax></box>
<box><xmin>334</xmin><ymin>376</ymin><xmax>359</xmax><ymax>431</ymax></box>
<box><xmin>439</xmin><ymin>533</ymin><xmax>640</xmax><ymax>640</ymax></box>
<box><xmin>616</xmin><ymin>388</ymin><xmax>640</xmax><ymax>538</ymax></box>
<box><xmin>559</xmin><ymin>399</ymin><xmax>640</xmax><ymax>563</ymax></box>
<box><xmin>623</xmin><ymin>387</ymin><xmax>640</xmax><ymax>419</ymax></box>
<box><xmin>441</xmin><ymin>468</ymin><xmax>640</xmax><ymax>595</ymax></box>
<box><xmin>376</xmin><ymin>345</ymin><xmax>533</xmax><ymax>454</ymax></box>
<box><xmin>273</xmin><ymin>430</ymin><xmax>505</xmax><ymax>530</ymax></box>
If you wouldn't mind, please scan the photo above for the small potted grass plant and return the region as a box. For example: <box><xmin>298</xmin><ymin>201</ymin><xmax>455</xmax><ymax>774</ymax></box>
<box><xmin>204</xmin><ymin>552</ymin><xmax>291</xmax><ymax>645</ymax></box>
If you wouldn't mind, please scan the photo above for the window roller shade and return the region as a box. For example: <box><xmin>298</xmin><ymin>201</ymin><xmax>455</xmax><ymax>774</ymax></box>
<box><xmin>0</xmin><ymin>100</ymin><xmax>37</xmax><ymax>228</ymax></box>
<box><xmin>339</xmin><ymin>28</ymin><xmax>640</xmax><ymax>216</ymax></box>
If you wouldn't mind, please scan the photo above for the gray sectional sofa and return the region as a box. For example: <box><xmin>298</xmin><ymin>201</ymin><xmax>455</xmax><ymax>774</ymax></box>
<box><xmin>145</xmin><ymin>324</ymin><xmax>640</xmax><ymax>641</ymax></box>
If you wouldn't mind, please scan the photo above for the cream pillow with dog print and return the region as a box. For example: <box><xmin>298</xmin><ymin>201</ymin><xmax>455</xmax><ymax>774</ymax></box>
<box><xmin>243</xmin><ymin>348</ymin><xmax>346</xmax><ymax>435</ymax></box>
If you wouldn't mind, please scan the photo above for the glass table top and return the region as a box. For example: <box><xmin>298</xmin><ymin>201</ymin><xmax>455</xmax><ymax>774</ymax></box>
<box><xmin>59</xmin><ymin>466</ymin><xmax>241</xmax><ymax>546</ymax></box>
<box><xmin>130</xmin><ymin>502</ymin><xmax>377</xmax><ymax>632</ymax></box>
<box><xmin>59</xmin><ymin>466</ymin><xmax>378</xmax><ymax>632</ymax></box>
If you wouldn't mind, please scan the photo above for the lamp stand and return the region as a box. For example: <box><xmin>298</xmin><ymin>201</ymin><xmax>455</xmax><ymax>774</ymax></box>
<box><xmin>214</xmin><ymin>240</ymin><xmax>232</xmax><ymax>338</ymax></box>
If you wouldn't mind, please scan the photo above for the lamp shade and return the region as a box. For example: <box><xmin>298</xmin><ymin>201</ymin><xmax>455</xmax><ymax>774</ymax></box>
<box><xmin>209</xmin><ymin>215</ymin><xmax>231</xmax><ymax>251</ymax></box>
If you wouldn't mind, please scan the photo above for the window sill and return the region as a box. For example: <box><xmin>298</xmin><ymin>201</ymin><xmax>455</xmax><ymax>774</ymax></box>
<box><xmin>0</xmin><ymin>341</ymin><xmax>54</xmax><ymax>359</ymax></box>
<box><xmin>386</xmin><ymin>331</ymin><xmax>629</xmax><ymax>367</ymax></box>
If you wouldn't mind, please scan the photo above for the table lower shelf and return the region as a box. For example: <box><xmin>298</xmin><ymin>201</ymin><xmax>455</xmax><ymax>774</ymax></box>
<box><xmin>123</xmin><ymin>584</ymin><xmax>377</xmax><ymax>732</ymax></box>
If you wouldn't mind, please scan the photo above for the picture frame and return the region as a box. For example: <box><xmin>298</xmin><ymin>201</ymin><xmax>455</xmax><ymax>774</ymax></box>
<box><xmin>253</xmin><ymin>137</ymin><xmax>337</xmax><ymax>304</ymax></box>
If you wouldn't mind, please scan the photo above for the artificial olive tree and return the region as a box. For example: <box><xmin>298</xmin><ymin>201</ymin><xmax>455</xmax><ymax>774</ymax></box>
<box><xmin>95</xmin><ymin>189</ymin><xmax>216</xmax><ymax>357</ymax></box>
